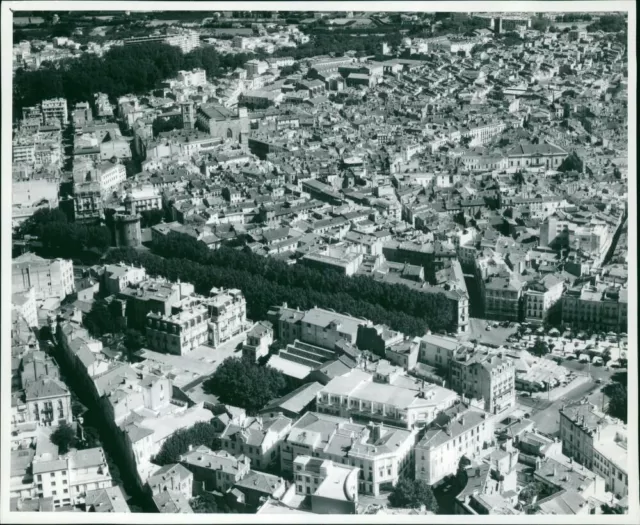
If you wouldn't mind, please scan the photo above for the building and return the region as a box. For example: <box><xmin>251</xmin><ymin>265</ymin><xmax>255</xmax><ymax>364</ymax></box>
<box><xmin>280</xmin><ymin>412</ymin><xmax>417</xmax><ymax>496</ymax></box>
<box><xmin>196</xmin><ymin>104</ymin><xmax>250</xmax><ymax>146</ymax></box>
<box><xmin>12</xmin><ymin>287</ymin><xmax>39</xmax><ymax>329</ymax></box>
<box><xmin>559</xmin><ymin>402</ymin><xmax>610</xmax><ymax>472</ymax></box>
<box><xmin>268</xmin><ymin>305</ymin><xmax>364</xmax><ymax>351</ymax></box>
<box><xmin>592</xmin><ymin>424</ymin><xmax>628</xmax><ymax>499</ymax></box>
<box><xmin>178</xmin><ymin>68</ymin><xmax>207</xmax><ymax>87</ymax></box>
<box><xmin>523</xmin><ymin>274</ymin><xmax>564</xmax><ymax>324</ymax></box>
<box><xmin>301</xmin><ymin>246</ymin><xmax>364</xmax><ymax>276</ymax></box>
<box><xmin>33</xmin><ymin>447</ymin><xmax>113</xmax><ymax>508</ymax></box>
<box><xmin>102</xmin><ymin>263</ymin><xmax>148</xmax><ymax>296</ymax></box>
<box><xmin>145</xmin><ymin>288</ymin><xmax>248</xmax><ymax>354</ymax></box>
<box><xmin>124</xmin><ymin>186</ymin><xmax>163</xmax><ymax>215</ymax></box>
<box><xmin>242</xmin><ymin>321</ymin><xmax>274</xmax><ymax>362</ymax></box>
<box><xmin>219</xmin><ymin>414</ymin><xmax>293</xmax><ymax>471</ymax></box>
<box><xmin>483</xmin><ymin>275</ymin><xmax>524</xmax><ymax>321</ymax></box>
<box><xmin>152</xmin><ymin>490</ymin><xmax>194</xmax><ymax>513</ymax></box>
<box><xmin>316</xmin><ymin>368</ymin><xmax>458</xmax><ymax>429</ymax></box>
<box><xmin>117</xmin><ymin>278</ymin><xmax>183</xmax><ymax>330</ymax></box>
<box><xmin>123</xmin><ymin>30</ymin><xmax>200</xmax><ymax>54</ymax></box>
<box><xmin>293</xmin><ymin>455</ymin><xmax>359</xmax><ymax>514</ymax></box>
<box><xmin>41</xmin><ymin>98</ymin><xmax>68</xmax><ymax>126</ymax></box>
<box><xmin>12</xmin><ymin>253</ymin><xmax>75</xmax><ymax>302</ymax></box>
<box><xmin>95</xmin><ymin>160</ymin><xmax>127</xmax><ymax>195</ymax></box>
<box><xmin>415</xmin><ymin>403</ymin><xmax>495</xmax><ymax>486</ymax></box>
<box><xmin>506</xmin><ymin>143</ymin><xmax>567</xmax><ymax>169</ymax></box>
<box><xmin>561</xmin><ymin>283</ymin><xmax>627</xmax><ymax>333</ymax></box>
<box><xmin>16</xmin><ymin>377</ymin><xmax>73</xmax><ymax>428</ymax></box>
<box><xmin>450</xmin><ymin>353</ymin><xmax>516</xmax><ymax>415</ymax></box>
<box><xmin>206</xmin><ymin>287</ymin><xmax>248</xmax><ymax>347</ymax></box>
<box><xmin>180</xmin><ymin>445</ymin><xmax>250</xmax><ymax>494</ymax></box>
<box><xmin>72</xmin><ymin>181</ymin><xmax>103</xmax><ymax>223</ymax></box>
<box><xmin>84</xmin><ymin>485</ymin><xmax>131</xmax><ymax>513</ymax></box>
<box><xmin>419</xmin><ymin>333</ymin><xmax>463</xmax><ymax>369</ymax></box>
<box><xmin>259</xmin><ymin>382</ymin><xmax>324</xmax><ymax>420</ymax></box>
<box><xmin>146</xmin><ymin>463</ymin><xmax>193</xmax><ymax>501</ymax></box>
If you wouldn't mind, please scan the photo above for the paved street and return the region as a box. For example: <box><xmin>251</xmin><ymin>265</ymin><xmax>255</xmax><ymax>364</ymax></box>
<box><xmin>519</xmin><ymin>378</ymin><xmax>600</xmax><ymax>437</ymax></box>
<box><xmin>464</xmin><ymin>317</ymin><xmax>519</xmax><ymax>346</ymax></box>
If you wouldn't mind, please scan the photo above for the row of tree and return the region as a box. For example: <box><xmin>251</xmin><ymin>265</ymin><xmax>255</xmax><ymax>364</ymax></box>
<box><xmin>18</xmin><ymin>207</ymin><xmax>112</xmax><ymax>255</ymax></box>
<box><xmin>104</xmin><ymin>233</ymin><xmax>456</xmax><ymax>335</ymax></box>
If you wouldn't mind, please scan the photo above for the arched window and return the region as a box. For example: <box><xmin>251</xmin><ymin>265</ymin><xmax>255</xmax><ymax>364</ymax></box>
<box><xmin>227</xmin><ymin>128</ymin><xmax>234</xmax><ymax>139</ymax></box>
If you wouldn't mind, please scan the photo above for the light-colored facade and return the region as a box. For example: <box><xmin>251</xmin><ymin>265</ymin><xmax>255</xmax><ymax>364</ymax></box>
<box><xmin>561</xmin><ymin>283</ymin><xmax>628</xmax><ymax>333</ymax></box>
<box><xmin>180</xmin><ymin>446</ymin><xmax>250</xmax><ymax>494</ymax></box>
<box><xmin>293</xmin><ymin>455</ymin><xmax>359</xmax><ymax>514</ymax></box>
<box><xmin>41</xmin><ymin>98</ymin><xmax>68</xmax><ymax>125</ymax></box>
<box><xmin>415</xmin><ymin>404</ymin><xmax>496</xmax><ymax>486</ymax></box>
<box><xmin>103</xmin><ymin>263</ymin><xmax>148</xmax><ymax>296</ymax></box>
<box><xmin>124</xmin><ymin>186</ymin><xmax>162</xmax><ymax>215</ymax></box>
<box><xmin>12</xmin><ymin>253</ymin><xmax>74</xmax><ymax>302</ymax></box>
<box><xmin>280</xmin><ymin>412</ymin><xmax>417</xmax><ymax>496</ymax></box>
<box><xmin>316</xmin><ymin>368</ymin><xmax>458</xmax><ymax>429</ymax></box>
<box><xmin>592</xmin><ymin>425</ymin><xmax>628</xmax><ymax>499</ymax></box>
<box><xmin>524</xmin><ymin>274</ymin><xmax>564</xmax><ymax>324</ymax></box>
<box><xmin>12</xmin><ymin>287</ymin><xmax>39</xmax><ymax>329</ymax></box>
<box><xmin>419</xmin><ymin>333</ymin><xmax>463</xmax><ymax>369</ymax></box>
<box><xmin>33</xmin><ymin>447</ymin><xmax>113</xmax><ymax>508</ymax></box>
<box><xmin>450</xmin><ymin>354</ymin><xmax>516</xmax><ymax>415</ymax></box>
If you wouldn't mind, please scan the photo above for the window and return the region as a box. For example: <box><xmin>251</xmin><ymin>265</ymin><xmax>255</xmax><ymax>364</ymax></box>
<box><xmin>63</xmin><ymin>489</ymin><xmax>69</xmax><ymax>494</ymax></box>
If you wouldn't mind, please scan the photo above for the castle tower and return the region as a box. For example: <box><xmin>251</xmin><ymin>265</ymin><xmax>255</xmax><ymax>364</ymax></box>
<box><xmin>113</xmin><ymin>213</ymin><xmax>142</xmax><ymax>248</ymax></box>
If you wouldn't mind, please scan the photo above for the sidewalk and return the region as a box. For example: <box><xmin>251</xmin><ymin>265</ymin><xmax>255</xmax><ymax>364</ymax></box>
<box><xmin>532</xmin><ymin>374</ymin><xmax>592</xmax><ymax>402</ymax></box>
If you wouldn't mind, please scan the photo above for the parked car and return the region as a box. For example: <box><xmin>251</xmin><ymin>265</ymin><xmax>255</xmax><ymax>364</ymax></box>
<box><xmin>595</xmin><ymin>378</ymin><xmax>603</xmax><ymax>384</ymax></box>
<box><xmin>486</xmin><ymin>326</ymin><xmax>492</xmax><ymax>332</ymax></box>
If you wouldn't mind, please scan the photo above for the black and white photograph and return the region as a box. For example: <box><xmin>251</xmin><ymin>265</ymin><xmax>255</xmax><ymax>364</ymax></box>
<box><xmin>1</xmin><ymin>1</ymin><xmax>636</xmax><ymax>521</ymax></box>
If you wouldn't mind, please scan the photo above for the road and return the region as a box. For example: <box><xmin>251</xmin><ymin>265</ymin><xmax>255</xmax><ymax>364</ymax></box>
<box><xmin>518</xmin><ymin>379</ymin><xmax>601</xmax><ymax>437</ymax></box>
<box><xmin>464</xmin><ymin>318</ymin><xmax>519</xmax><ymax>346</ymax></box>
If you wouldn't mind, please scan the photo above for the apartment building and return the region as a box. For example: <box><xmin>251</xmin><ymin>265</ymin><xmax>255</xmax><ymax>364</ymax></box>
<box><xmin>540</xmin><ymin>216</ymin><xmax>616</xmax><ymax>263</ymax></box>
<box><xmin>84</xmin><ymin>485</ymin><xmax>131</xmax><ymax>513</ymax></box>
<box><xmin>523</xmin><ymin>274</ymin><xmax>564</xmax><ymax>324</ymax></box>
<box><xmin>559</xmin><ymin>402</ymin><xmax>609</xmax><ymax>472</ymax></box>
<box><xmin>41</xmin><ymin>98</ymin><xmax>68</xmax><ymax>126</ymax></box>
<box><xmin>146</xmin><ymin>463</ymin><xmax>193</xmax><ymax>501</ymax></box>
<box><xmin>450</xmin><ymin>353</ymin><xmax>516</xmax><ymax>415</ymax></box>
<box><xmin>146</xmin><ymin>301</ymin><xmax>210</xmax><ymax>355</ymax></box>
<box><xmin>33</xmin><ymin>447</ymin><xmax>113</xmax><ymax>508</ymax></box>
<box><xmin>242</xmin><ymin>321</ymin><xmax>274</xmax><ymax>362</ymax></box>
<box><xmin>207</xmin><ymin>287</ymin><xmax>248</xmax><ymax>347</ymax></box>
<box><xmin>180</xmin><ymin>446</ymin><xmax>251</xmax><ymax>494</ymax></box>
<box><xmin>123</xmin><ymin>30</ymin><xmax>200</xmax><ymax>54</ymax></box>
<box><xmin>219</xmin><ymin>414</ymin><xmax>293</xmax><ymax>471</ymax></box>
<box><xmin>592</xmin><ymin>425</ymin><xmax>628</xmax><ymax>499</ymax></box>
<box><xmin>178</xmin><ymin>68</ymin><xmax>207</xmax><ymax>87</ymax></box>
<box><xmin>19</xmin><ymin>378</ymin><xmax>72</xmax><ymax>428</ymax></box>
<box><xmin>280</xmin><ymin>412</ymin><xmax>417</xmax><ymax>496</ymax></box>
<box><xmin>72</xmin><ymin>181</ymin><xmax>103</xmax><ymax>223</ymax></box>
<box><xmin>415</xmin><ymin>403</ymin><xmax>495</xmax><ymax>486</ymax></box>
<box><xmin>117</xmin><ymin>278</ymin><xmax>183</xmax><ymax>330</ymax></box>
<box><xmin>12</xmin><ymin>253</ymin><xmax>75</xmax><ymax>302</ymax></box>
<box><xmin>316</xmin><ymin>368</ymin><xmax>458</xmax><ymax>429</ymax></box>
<box><xmin>419</xmin><ymin>333</ymin><xmax>464</xmax><ymax>370</ymax></box>
<box><xmin>483</xmin><ymin>275</ymin><xmax>524</xmax><ymax>321</ymax></box>
<box><xmin>196</xmin><ymin>104</ymin><xmax>250</xmax><ymax>145</ymax></box>
<box><xmin>561</xmin><ymin>282</ymin><xmax>628</xmax><ymax>333</ymax></box>
<box><xmin>102</xmin><ymin>263</ymin><xmax>148</xmax><ymax>295</ymax></box>
<box><xmin>96</xmin><ymin>160</ymin><xmax>127</xmax><ymax>195</ymax></box>
<box><xmin>293</xmin><ymin>455</ymin><xmax>359</xmax><ymax>514</ymax></box>
<box><xmin>124</xmin><ymin>186</ymin><xmax>162</xmax><ymax>215</ymax></box>
<box><xmin>12</xmin><ymin>287</ymin><xmax>39</xmax><ymax>329</ymax></box>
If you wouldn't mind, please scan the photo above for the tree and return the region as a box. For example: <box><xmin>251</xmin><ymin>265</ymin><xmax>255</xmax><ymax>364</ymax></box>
<box><xmin>558</xmin><ymin>152</ymin><xmax>584</xmax><ymax>173</ymax></box>
<box><xmin>202</xmin><ymin>357</ymin><xmax>291</xmax><ymax>415</ymax></box>
<box><xmin>83</xmin><ymin>299</ymin><xmax>120</xmax><ymax>337</ymax></box>
<box><xmin>388</xmin><ymin>477</ymin><xmax>438</xmax><ymax>512</ymax></box>
<box><xmin>155</xmin><ymin>421</ymin><xmax>222</xmax><ymax>466</ymax></box>
<box><xmin>50</xmin><ymin>421</ymin><xmax>77</xmax><ymax>454</ymax></box>
<box><xmin>531</xmin><ymin>338</ymin><xmax>550</xmax><ymax>357</ymax></box>
<box><xmin>603</xmin><ymin>381</ymin><xmax>627</xmax><ymax>423</ymax></box>
<box><xmin>190</xmin><ymin>492</ymin><xmax>218</xmax><ymax>513</ymax></box>
<box><xmin>140</xmin><ymin>208</ymin><xmax>165</xmax><ymax>228</ymax></box>
<box><xmin>123</xmin><ymin>329</ymin><xmax>146</xmax><ymax>361</ymax></box>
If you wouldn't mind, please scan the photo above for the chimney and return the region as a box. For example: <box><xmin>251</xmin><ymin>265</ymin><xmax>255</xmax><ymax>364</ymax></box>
<box><xmin>553</xmin><ymin>467</ymin><xmax>557</xmax><ymax>477</ymax></box>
